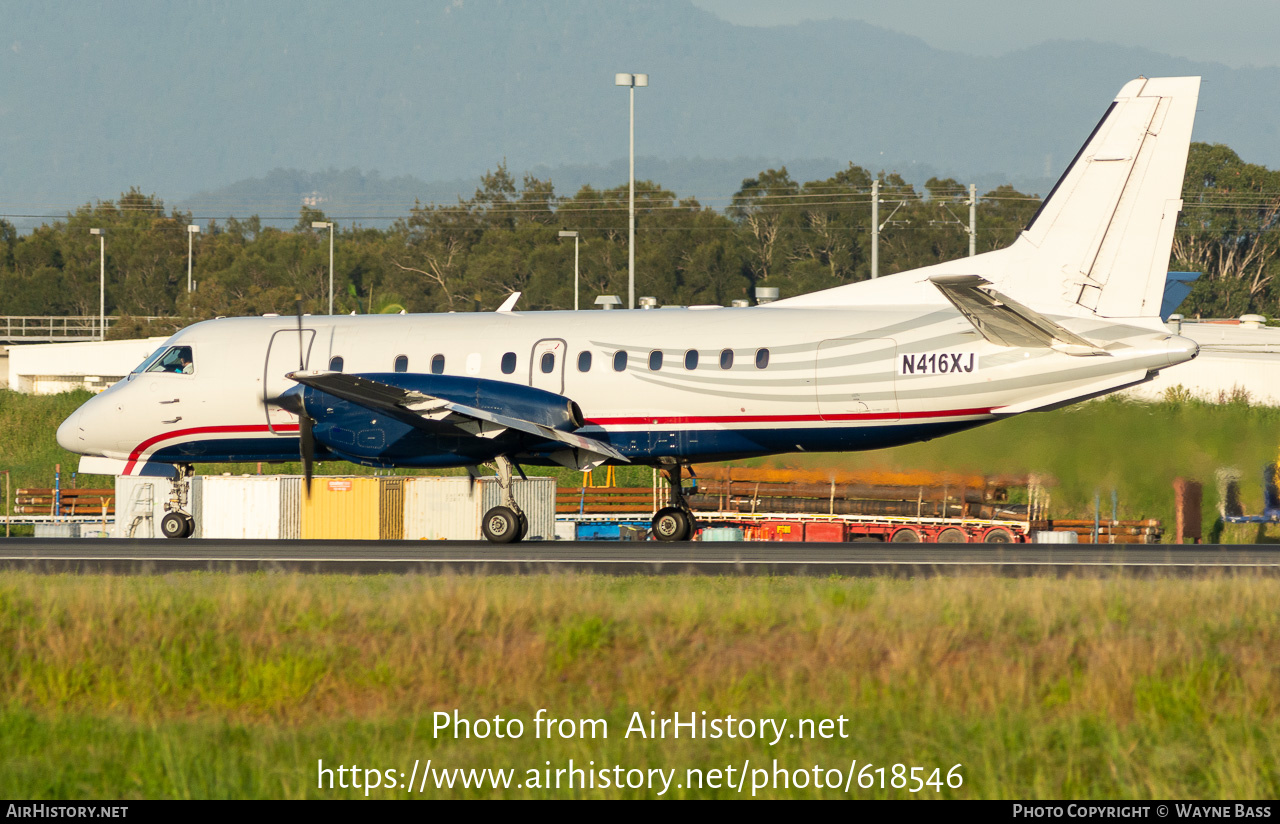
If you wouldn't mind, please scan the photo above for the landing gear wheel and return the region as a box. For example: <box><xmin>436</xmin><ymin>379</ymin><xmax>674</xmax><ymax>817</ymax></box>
<box><xmin>652</xmin><ymin>507</ymin><xmax>692</xmax><ymax>542</ymax></box>
<box><xmin>482</xmin><ymin>506</ymin><xmax>522</xmax><ymax>544</ymax></box>
<box><xmin>161</xmin><ymin>512</ymin><xmax>193</xmax><ymax>540</ymax></box>
<box><xmin>517</xmin><ymin>512</ymin><xmax>529</xmax><ymax>540</ymax></box>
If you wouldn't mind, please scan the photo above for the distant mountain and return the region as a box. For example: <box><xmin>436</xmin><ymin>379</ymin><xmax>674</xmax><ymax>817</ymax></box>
<box><xmin>1</xmin><ymin>0</ymin><xmax>1276</xmax><ymax>224</ymax></box>
<box><xmin>177</xmin><ymin>156</ymin><xmax>1026</xmax><ymax>229</ymax></box>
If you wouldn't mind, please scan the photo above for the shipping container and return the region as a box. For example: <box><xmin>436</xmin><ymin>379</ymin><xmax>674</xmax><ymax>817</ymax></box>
<box><xmin>196</xmin><ymin>476</ymin><xmax>294</xmax><ymax>540</ymax></box>
<box><xmin>301</xmin><ymin>477</ymin><xmax>382</xmax><ymax>539</ymax></box>
<box><xmin>403</xmin><ymin>476</ymin><xmax>556</xmax><ymax>540</ymax></box>
<box><xmin>280</xmin><ymin>477</ymin><xmax>302</xmax><ymax>539</ymax></box>
<box><xmin>113</xmin><ymin>475</ymin><xmax>164</xmax><ymax>539</ymax></box>
<box><xmin>403</xmin><ymin>476</ymin><xmax>484</xmax><ymax>540</ymax></box>
<box><xmin>480</xmin><ymin>477</ymin><xmax>555</xmax><ymax>540</ymax></box>
<box><xmin>380</xmin><ymin>478</ymin><xmax>405</xmax><ymax>540</ymax></box>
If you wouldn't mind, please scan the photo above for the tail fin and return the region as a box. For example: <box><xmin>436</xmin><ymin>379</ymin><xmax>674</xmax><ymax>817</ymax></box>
<box><xmin>1013</xmin><ymin>76</ymin><xmax>1200</xmax><ymax>318</ymax></box>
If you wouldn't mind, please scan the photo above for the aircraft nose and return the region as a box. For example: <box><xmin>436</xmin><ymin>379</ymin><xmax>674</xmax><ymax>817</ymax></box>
<box><xmin>1164</xmin><ymin>334</ymin><xmax>1199</xmax><ymax>367</ymax></box>
<box><xmin>56</xmin><ymin>407</ymin><xmax>86</xmax><ymax>453</ymax></box>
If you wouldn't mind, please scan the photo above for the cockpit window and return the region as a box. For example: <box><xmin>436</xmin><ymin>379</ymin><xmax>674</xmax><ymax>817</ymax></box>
<box><xmin>131</xmin><ymin>347</ymin><xmax>168</xmax><ymax>374</ymax></box>
<box><xmin>145</xmin><ymin>346</ymin><xmax>194</xmax><ymax>374</ymax></box>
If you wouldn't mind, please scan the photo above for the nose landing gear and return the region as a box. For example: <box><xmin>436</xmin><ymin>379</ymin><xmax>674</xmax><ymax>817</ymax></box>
<box><xmin>160</xmin><ymin>464</ymin><xmax>196</xmax><ymax>540</ymax></box>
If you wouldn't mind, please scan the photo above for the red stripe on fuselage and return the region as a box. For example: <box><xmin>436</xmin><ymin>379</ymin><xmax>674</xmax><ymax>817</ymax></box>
<box><xmin>123</xmin><ymin>408</ymin><xmax>992</xmax><ymax>472</ymax></box>
<box><xmin>583</xmin><ymin>407</ymin><xmax>993</xmax><ymax>426</ymax></box>
<box><xmin>124</xmin><ymin>423</ymin><xmax>299</xmax><ymax>474</ymax></box>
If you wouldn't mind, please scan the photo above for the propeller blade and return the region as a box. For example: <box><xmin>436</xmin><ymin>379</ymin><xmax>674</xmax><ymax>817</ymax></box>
<box><xmin>299</xmin><ymin>408</ymin><xmax>315</xmax><ymax>498</ymax></box>
<box><xmin>295</xmin><ymin>295</ymin><xmax>306</xmax><ymax>371</ymax></box>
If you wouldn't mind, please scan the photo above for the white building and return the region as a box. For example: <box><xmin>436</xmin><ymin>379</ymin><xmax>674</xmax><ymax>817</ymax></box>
<box><xmin>1119</xmin><ymin>315</ymin><xmax>1280</xmax><ymax>405</ymax></box>
<box><xmin>7</xmin><ymin>337</ymin><xmax>168</xmax><ymax>394</ymax></box>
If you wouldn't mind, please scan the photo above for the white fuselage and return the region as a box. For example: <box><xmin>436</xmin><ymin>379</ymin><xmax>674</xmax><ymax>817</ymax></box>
<box><xmin>58</xmin><ymin>303</ymin><xmax>1196</xmax><ymax>473</ymax></box>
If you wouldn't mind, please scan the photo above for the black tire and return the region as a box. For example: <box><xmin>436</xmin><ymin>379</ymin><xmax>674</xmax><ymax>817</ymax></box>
<box><xmin>984</xmin><ymin>527</ymin><xmax>1015</xmax><ymax>544</ymax></box>
<box><xmin>652</xmin><ymin>507</ymin><xmax>691</xmax><ymax>542</ymax></box>
<box><xmin>517</xmin><ymin>512</ymin><xmax>529</xmax><ymax>540</ymax></box>
<box><xmin>936</xmin><ymin>527</ymin><xmax>967</xmax><ymax>544</ymax></box>
<box><xmin>890</xmin><ymin>528</ymin><xmax>921</xmax><ymax>543</ymax></box>
<box><xmin>161</xmin><ymin>512</ymin><xmax>191</xmax><ymax>540</ymax></box>
<box><xmin>482</xmin><ymin>506</ymin><xmax>521</xmax><ymax>544</ymax></box>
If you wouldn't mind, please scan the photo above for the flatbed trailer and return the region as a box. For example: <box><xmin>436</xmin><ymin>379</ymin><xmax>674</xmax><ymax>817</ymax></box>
<box><xmin>559</xmin><ymin>511</ymin><xmax>1030</xmax><ymax>543</ymax></box>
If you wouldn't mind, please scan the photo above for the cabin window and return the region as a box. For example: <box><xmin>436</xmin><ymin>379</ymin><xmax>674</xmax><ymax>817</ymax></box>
<box><xmin>577</xmin><ymin>351</ymin><xmax>592</xmax><ymax>372</ymax></box>
<box><xmin>648</xmin><ymin>351</ymin><xmax>663</xmax><ymax>371</ymax></box>
<box><xmin>755</xmin><ymin>348</ymin><xmax>770</xmax><ymax>369</ymax></box>
<box><xmin>394</xmin><ymin>355</ymin><xmax>408</xmax><ymax>373</ymax></box>
<box><xmin>329</xmin><ymin>356</ymin><xmax>344</xmax><ymax>372</ymax></box>
<box><xmin>540</xmin><ymin>352</ymin><xmax>555</xmax><ymax>373</ymax></box>
<box><xmin>501</xmin><ymin>352</ymin><xmax>517</xmax><ymax>374</ymax></box>
<box><xmin>719</xmin><ymin>349</ymin><xmax>734</xmax><ymax>370</ymax></box>
<box><xmin>684</xmin><ymin>350</ymin><xmax>698</xmax><ymax>370</ymax></box>
<box><xmin>146</xmin><ymin>345</ymin><xmax>194</xmax><ymax>374</ymax></box>
<box><xmin>431</xmin><ymin>354</ymin><xmax>446</xmax><ymax>374</ymax></box>
<box><xmin>613</xmin><ymin>351</ymin><xmax>628</xmax><ymax>372</ymax></box>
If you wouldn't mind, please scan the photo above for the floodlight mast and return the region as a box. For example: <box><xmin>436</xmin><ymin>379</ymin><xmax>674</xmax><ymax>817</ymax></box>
<box><xmin>614</xmin><ymin>72</ymin><xmax>647</xmax><ymax>309</ymax></box>
<box><xmin>89</xmin><ymin>228</ymin><xmax>105</xmax><ymax>339</ymax></box>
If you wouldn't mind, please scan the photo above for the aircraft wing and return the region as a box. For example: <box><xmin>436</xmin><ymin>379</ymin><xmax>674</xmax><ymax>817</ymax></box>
<box><xmin>286</xmin><ymin>370</ymin><xmax>627</xmax><ymax>464</ymax></box>
<box><xmin>930</xmin><ymin>275</ymin><xmax>1110</xmax><ymax>356</ymax></box>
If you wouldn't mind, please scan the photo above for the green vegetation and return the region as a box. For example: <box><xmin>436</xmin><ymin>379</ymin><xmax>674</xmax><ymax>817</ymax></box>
<box><xmin>2</xmin><ymin>572</ymin><xmax>1277</xmax><ymax>798</ymax></box>
<box><xmin>765</xmin><ymin>394</ymin><xmax>1280</xmax><ymax>542</ymax></box>
<box><xmin>0</xmin><ymin>143</ymin><xmax>1275</xmax><ymax>329</ymax></box>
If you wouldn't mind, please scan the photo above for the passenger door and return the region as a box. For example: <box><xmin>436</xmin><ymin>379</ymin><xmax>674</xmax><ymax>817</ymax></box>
<box><xmin>264</xmin><ymin>328</ymin><xmax>315</xmax><ymax>432</ymax></box>
<box><xmin>529</xmin><ymin>338</ymin><xmax>567</xmax><ymax>395</ymax></box>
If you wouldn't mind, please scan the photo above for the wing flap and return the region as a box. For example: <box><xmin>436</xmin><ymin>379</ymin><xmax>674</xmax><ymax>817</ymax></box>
<box><xmin>930</xmin><ymin>275</ymin><xmax>1110</xmax><ymax>356</ymax></box>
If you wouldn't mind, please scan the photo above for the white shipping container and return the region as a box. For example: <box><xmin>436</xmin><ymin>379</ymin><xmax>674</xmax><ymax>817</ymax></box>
<box><xmin>280</xmin><ymin>477</ymin><xmax>302</xmax><ymax>539</ymax></box>
<box><xmin>480</xmin><ymin>477</ymin><xmax>555</xmax><ymax>541</ymax></box>
<box><xmin>404</xmin><ymin>476</ymin><xmax>556</xmax><ymax>540</ymax></box>
<box><xmin>197</xmin><ymin>476</ymin><xmax>287</xmax><ymax>539</ymax></box>
<box><xmin>113</xmin><ymin>475</ymin><xmax>164</xmax><ymax>539</ymax></box>
<box><xmin>403</xmin><ymin>476</ymin><xmax>482</xmax><ymax>540</ymax></box>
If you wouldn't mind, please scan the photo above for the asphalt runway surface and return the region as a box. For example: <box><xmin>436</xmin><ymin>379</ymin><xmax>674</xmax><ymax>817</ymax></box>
<box><xmin>1</xmin><ymin>538</ymin><xmax>1278</xmax><ymax>576</ymax></box>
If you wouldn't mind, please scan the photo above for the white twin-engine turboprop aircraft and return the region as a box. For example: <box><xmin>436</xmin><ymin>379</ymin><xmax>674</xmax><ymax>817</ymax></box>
<box><xmin>60</xmin><ymin>76</ymin><xmax>1202</xmax><ymax>542</ymax></box>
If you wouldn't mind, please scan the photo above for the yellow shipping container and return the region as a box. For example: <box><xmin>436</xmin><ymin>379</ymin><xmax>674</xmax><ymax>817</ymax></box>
<box><xmin>301</xmin><ymin>477</ymin><xmax>381</xmax><ymax>539</ymax></box>
<box><xmin>380</xmin><ymin>478</ymin><xmax>405</xmax><ymax>540</ymax></box>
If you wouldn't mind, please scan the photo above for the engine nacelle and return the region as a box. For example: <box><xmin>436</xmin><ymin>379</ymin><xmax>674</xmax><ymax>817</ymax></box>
<box><xmin>285</xmin><ymin>373</ymin><xmax>588</xmax><ymax>467</ymax></box>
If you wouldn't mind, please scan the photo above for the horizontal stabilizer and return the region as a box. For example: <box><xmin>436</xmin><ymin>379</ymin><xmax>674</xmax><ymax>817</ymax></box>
<box><xmin>930</xmin><ymin>275</ymin><xmax>1109</xmax><ymax>356</ymax></box>
<box><xmin>287</xmin><ymin>370</ymin><xmax>627</xmax><ymax>464</ymax></box>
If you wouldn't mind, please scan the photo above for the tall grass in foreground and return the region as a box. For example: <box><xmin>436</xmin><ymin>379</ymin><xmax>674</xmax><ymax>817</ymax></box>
<box><xmin>2</xmin><ymin>572</ymin><xmax>1277</xmax><ymax>798</ymax></box>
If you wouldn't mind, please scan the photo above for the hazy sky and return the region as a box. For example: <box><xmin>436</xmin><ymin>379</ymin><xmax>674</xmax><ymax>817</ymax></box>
<box><xmin>691</xmin><ymin>0</ymin><xmax>1280</xmax><ymax>69</ymax></box>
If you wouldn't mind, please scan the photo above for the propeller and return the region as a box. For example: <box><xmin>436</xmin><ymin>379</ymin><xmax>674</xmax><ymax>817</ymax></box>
<box><xmin>295</xmin><ymin>296</ymin><xmax>316</xmax><ymax>498</ymax></box>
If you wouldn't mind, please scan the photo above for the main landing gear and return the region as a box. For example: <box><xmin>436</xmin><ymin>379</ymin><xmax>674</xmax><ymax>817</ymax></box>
<box><xmin>161</xmin><ymin>464</ymin><xmax>196</xmax><ymax>539</ymax></box>
<box><xmin>481</xmin><ymin>455</ymin><xmax>530</xmax><ymax>544</ymax></box>
<box><xmin>651</xmin><ymin>463</ymin><xmax>697</xmax><ymax>542</ymax></box>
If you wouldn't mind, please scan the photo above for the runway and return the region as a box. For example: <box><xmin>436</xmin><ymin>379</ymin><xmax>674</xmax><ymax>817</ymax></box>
<box><xmin>1</xmin><ymin>538</ymin><xmax>1278</xmax><ymax>576</ymax></box>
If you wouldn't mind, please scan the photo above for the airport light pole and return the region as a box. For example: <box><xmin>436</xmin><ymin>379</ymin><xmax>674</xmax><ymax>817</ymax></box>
<box><xmin>89</xmin><ymin>228</ymin><xmax>105</xmax><ymax>339</ymax></box>
<box><xmin>615</xmin><ymin>71</ymin><xmax>647</xmax><ymax>309</ymax></box>
<box><xmin>558</xmin><ymin>230</ymin><xmax>580</xmax><ymax>310</ymax></box>
<box><xmin>186</xmin><ymin>224</ymin><xmax>201</xmax><ymax>292</ymax></box>
<box><xmin>312</xmin><ymin>221</ymin><xmax>334</xmax><ymax>315</ymax></box>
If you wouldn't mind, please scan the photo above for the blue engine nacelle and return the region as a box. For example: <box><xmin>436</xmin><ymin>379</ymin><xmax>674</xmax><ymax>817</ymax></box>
<box><xmin>286</xmin><ymin>373</ymin><xmax>587</xmax><ymax>468</ymax></box>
